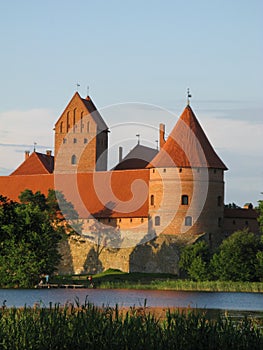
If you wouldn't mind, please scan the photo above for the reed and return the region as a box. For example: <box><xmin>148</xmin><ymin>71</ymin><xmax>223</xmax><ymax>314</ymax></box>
<box><xmin>0</xmin><ymin>301</ymin><xmax>262</xmax><ymax>349</ymax></box>
<box><xmin>98</xmin><ymin>279</ymin><xmax>263</xmax><ymax>292</ymax></box>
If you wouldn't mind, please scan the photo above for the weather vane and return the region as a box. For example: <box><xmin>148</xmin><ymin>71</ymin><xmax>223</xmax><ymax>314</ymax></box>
<box><xmin>155</xmin><ymin>140</ymin><xmax>159</xmax><ymax>150</ymax></box>
<box><xmin>136</xmin><ymin>134</ymin><xmax>140</xmax><ymax>145</ymax></box>
<box><xmin>87</xmin><ymin>85</ymin><xmax>90</xmax><ymax>96</ymax></box>
<box><xmin>187</xmin><ymin>88</ymin><xmax>192</xmax><ymax>105</ymax></box>
<box><xmin>33</xmin><ymin>142</ymin><xmax>37</xmax><ymax>152</ymax></box>
<box><xmin>76</xmin><ymin>83</ymin><xmax>80</xmax><ymax>92</ymax></box>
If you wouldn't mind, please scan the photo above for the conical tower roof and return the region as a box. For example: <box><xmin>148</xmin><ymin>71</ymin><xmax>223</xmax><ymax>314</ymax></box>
<box><xmin>147</xmin><ymin>105</ymin><xmax>227</xmax><ymax>170</ymax></box>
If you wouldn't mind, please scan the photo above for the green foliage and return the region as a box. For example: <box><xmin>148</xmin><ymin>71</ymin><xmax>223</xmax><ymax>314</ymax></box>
<box><xmin>179</xmin><ymin>241</ymin><xmax>211</xmax><ymax>281</ymax></box>
<box><xmin>0</xmin><ymin>189</ymin><xmax>79</xmax><ymax>288</ymax></box>
<box><xmin>257</xmin><ymin>200</ymin><xmax>263</xmax><ymax>234</ymax></box>
<box><xmin>211</xmin><ymin>229</ymin><xmax>262</xmax><ymax>282</ymax></box>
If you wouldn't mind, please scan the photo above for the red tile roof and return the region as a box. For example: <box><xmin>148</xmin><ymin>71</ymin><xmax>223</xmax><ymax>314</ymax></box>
<box><xmin>113</xmin><ymin>144</ymin><xmax>158</xmax><ymax>170</ymax></box>
<box><xmin>55</xmin><ymin>170</ymin><xmax>149</xmax><ymax>218</ymax></box>
<box><xmin>81</xmin><ymin>96</ymin><xmax>108</xmax><ymax>131</ymax></box>
<box><xmin>0</xmin><ymin>174</ymin><xmax>54</xmax><ymax>201</ymax></box>
<box><xmin>0</xmin><ymin>170</ymin><xmax>149</xmax><ymax>218</ymax></box>
<box><xmin>10</xmin><ymin>152</ymin><xmax>54</xmax><ymax>175</ymax></box>
<box><xmin>147</xmin><ymin>105</ymin><xmax>227</xmax><ymax>170</ymax></box>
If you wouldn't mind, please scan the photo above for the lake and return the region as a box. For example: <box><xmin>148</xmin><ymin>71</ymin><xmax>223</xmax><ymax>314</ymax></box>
<box><xmin>1</xmin><ymin>288</ymin><xmax>263</xmax><ymax>313</ymax></box>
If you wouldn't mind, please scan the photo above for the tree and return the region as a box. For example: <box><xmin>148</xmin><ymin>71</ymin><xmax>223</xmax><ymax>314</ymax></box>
<box><xmin>257</xmin><ymin>199</ymin><xmax>263</xmax><ymax>234</ymax></box>
<box><xmin>0</xmin><ymin>189</ymin><xmax>80</xmax><ymax>287</ymax></box>
<box><xmin>211</xmin><ymin>229</ymin><xmax>262</xmax><ymax>282</ymax></box>
<box><xmin>179</xmin><ymin>241</ymin><xmax>211</xmax><ymax>281</ymax></box>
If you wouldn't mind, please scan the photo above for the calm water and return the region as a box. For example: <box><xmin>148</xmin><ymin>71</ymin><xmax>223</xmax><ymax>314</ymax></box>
<box><xmin>1</xmin><ymin>288</ymin><xmax>263</xmax><ymax>312</ymax></box>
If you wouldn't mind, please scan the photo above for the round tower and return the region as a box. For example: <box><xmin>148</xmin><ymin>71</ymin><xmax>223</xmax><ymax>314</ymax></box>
<box><xmin>147</xmin><ymin>105</ymin><xmax>227</xmax><ymax>244</ymax></box>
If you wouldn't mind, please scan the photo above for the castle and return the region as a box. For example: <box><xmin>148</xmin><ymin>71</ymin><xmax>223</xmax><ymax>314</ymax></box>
<box><xmin>0</xmin><ymin>92</ymin><xmax>259</xmax><ymax>274</ymax></box>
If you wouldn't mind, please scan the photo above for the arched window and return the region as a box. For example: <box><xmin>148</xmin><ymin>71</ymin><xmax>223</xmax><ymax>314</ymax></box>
<box><xmin>87</xmin><ymin>121</ymin><xmax>90</xmax><ymax>132</ymax></box>
<box><xmin>73</xmin><ymin>109</ymin><xmax>76</xmax><ymax>132</ymax></box>
<box><xmin>155</xmin><ymin>216</ymin><xmax>160</xmax><ymax>226</ymax></box>
<box><xmin>67</xmin><ymin>111</ymin><xmax>70</xmax><ymax>132</ymax></box>
<box><xmin>60</xmin><ymin>122</ymin><xmax>63</xmax><ymax>133</ymax></box>
<box><xmin>71</xmin><ymin>154</ymin><xmax>77</xmax><ymax>165</ymax></box>
<box><xmin>80</xmin><ymin>112</ymin><xmax>84</xmax><ymax>132</ymax></box>
<box><xmin>73</xmin><ymin>138</ymin><xmax>77</xmax><ymax>144</ymax></box>
<box><xmin>181</xmin><ymin>195</ymin><xmax>189</xmax><ymax>205</ymax></box>
<box><xmin>185</xmin><ymin>216</ymin><xmax>192</xmax><ymax>226</ymax></box>
<box><xmin>150</xmin><ymin>195</ymin><xmax>154</xmax><ymax>206</ymax></box>
<box><xmin>84</xmin><ymin>138</ymin><xmax>88</xmax><ymax>144</ymax></box>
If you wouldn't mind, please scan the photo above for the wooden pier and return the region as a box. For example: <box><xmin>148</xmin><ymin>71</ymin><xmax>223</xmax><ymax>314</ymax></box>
<box><xmin>35</xmin><ymin>283</ymin><xmax>86</xmax><ymax>289</ymax></box>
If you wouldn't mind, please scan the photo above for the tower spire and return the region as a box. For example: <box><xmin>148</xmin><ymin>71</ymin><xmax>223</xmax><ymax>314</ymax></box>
<box><xmin>187</xmin><ymin>88</ymin><xmax>192</xmax><ymax>105</ymax></box>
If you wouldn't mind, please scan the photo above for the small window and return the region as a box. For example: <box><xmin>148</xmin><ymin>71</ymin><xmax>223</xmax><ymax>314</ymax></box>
<box><xmin>80</xmin><ymin>112</ymin><xmax>84</xmax><ymax>132</ymax></box>
<box><xmin>233</xmin><ymin>220</ymin><xmax>236</xmax><ymax>225</ymax></box>
<box><xmin>163</xmin><ymin>168</ymin><xmax>166</xmax><ymax>173</ymax></box>
<box><xmin>185</xmin><ymin>216</ymin><xmax>192</xmax><ymax>226</ymax></box>
<box><xmin>71</xmin><ymin>154</ymin><xmax>77</xmax><ymax>165</ymax></box>
<box><xmin>150</xmin><ymin>195</ymin><xmax>154</xmax><ymax>206</ymax></box>
<box><xmin>245</xmin><ymin>220</ymin><xmax>249</xmax><ymax>226</ymax></box>
<box><xmin>141</xmin><ymin>218</ymin><xmax>144</xmax><ymax>223</ymax></box>
<box><xmin>130</xmin><ymin>218</ymin><xmax>133</xmax><ymax>223</ymax></box>
<box><xmin>60</xmin><ymin>122</ymin><xmax>63</xmax><ymax>133</ymax></box>
<box><xmin>214</xmin><ymin>169</ymin><xmax>217</xmax><ymax>174</ymax></box>
<box><xmin>179</xmin><ymin>168</ymin><xmax>182</xmax><ymax>173</ymax></box>
<box><xmin>119</xmin><ymin>218</ymin><xmax>122</xmax><ymax>223</ymax></box>
<box><xmin>217</xmin><ymin>196</ymin><xmax>222</xmax><ymax>207</ymax></box>
<box><xmin>84</xmin><ymin>138</ymin><xmax>88</xmax><ymax>144</ymax></box>
<box><xmin>153</xmin><ymin>169</ymin><xmax>155</xmax><ymax>173</ymax></box>
<box><xmin>66</xmin><ymin>111</ymin><xmax>70</xmax><ymax>132</ymax></box>
<box><xmin>108</xmin><ymin>218</ymin><xmax>111</xmax><ymax>223</ymax></box>
<box><xmin>181</xmin><ymin>195</ymin><xmax>189</xmax><ymax>205</ymax></box>
<box><xmin>63</xmin><ymin>138</ymin><xmax>67</xmax><ymax>144</ymax></box>
<box><xmin>73</xmin><ymin>138</ymin><xmax>77</xmax><ymax>144</ymax></box>
<box><xmin>218</xmin><ymin>217</ymin><xmax>222</xmax><ymax>227</ymax></box>
<box><xmin>87</xmin><ymin>121</ymin><xmax>90</xmax><ymax>132</ymax></box>
<box><xmin>155</xmin><ymin>216</ymin><xmax>160</xmax><ymax>226</ymax></box>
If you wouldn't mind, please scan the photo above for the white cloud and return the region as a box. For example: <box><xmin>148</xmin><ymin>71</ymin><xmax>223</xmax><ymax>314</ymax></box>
<box><xmin>0</xmin><ymin>108</ymin><xmax>54</xmax><ymax>171</ymax></box>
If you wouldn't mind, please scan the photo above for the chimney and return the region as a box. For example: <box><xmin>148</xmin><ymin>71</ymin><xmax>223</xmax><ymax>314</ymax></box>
<box><xmin>25</xmin><ymin>151</ymin><xmax>30</xmax><ymax>160</ymax></box>
<box><xmin>119</xmin><ymin>146</ymin><xmax>123</xmax><ymax>163</ymax></box>
<box><xmin>159</xmin><ymin>123</ymin><xmax>166</xmax><ymax>148</ymax></box>
<box><xmin>46</xmin><ymin>150</ymin><xmax>52</xmax><ymax>157</ymax></box>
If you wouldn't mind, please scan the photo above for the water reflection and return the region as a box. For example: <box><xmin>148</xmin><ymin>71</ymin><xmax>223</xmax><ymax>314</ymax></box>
<box><xmin>0</xmin><ymin>289</ymin><xmax>262</xmax><ymax>312</ymax></box>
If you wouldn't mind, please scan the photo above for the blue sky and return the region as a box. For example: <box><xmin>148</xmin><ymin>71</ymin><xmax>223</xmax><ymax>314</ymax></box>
<box><xmin>0</xmin><ymin>0</ymin><xmax>262</xmax><ymax>206</ymax></box>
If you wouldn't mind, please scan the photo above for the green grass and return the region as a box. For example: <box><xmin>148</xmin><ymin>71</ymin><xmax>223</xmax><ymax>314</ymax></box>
<box><xmin>0</xmin><ymin>301</ymin><xmax>262</xmax><ymax>349</ymax></box>
<box><xmin>51</xmin><ymin>269</ymin><xmax>263</xmax><ymax>292</ymax></box>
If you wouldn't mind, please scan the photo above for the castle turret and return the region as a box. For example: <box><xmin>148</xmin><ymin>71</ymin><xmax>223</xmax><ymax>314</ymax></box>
<box><xmin>54</xmin><ymin>92</ymin><xmax>108</xmax><ymax>173</ymax></box>
<box><xmin>147</xmin><ymin>105</ymin><xmax>227</xmax><ymax>244</ymax></box>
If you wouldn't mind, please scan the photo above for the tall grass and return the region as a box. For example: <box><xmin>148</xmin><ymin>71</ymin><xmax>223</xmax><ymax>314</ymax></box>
<box><xmin>0</xmin><ymin>300</ymin><xmax>262</xmax><ymax>349</ymax></box>
<box><xmin>98</xmin><ymin>279</ymin><xmax>263</xmax><ymax>292</ymax></box>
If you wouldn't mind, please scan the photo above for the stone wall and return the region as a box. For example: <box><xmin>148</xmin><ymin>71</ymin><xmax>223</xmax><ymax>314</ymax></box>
<box><xmin>57</xmin><ymin>234</ymin><xmax>184</xmax><ymax>275</ymax></box>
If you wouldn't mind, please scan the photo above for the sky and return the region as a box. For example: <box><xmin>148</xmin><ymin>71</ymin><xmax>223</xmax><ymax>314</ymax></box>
<box><xmin>0</xmin><ymin>0</ymin><xmax>262</xmax><ymax>206</ymax></box>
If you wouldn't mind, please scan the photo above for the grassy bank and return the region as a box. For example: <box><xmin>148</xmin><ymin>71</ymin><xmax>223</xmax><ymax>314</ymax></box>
<box><xmin>51</xmin><ymin>269</ymin><xmax>263</xmax><ymax>292</ymax></box>
<box><xmin>0</xmin><ymin>302</ymin><xmax>262</xmax><ymax>349</ymax></box>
